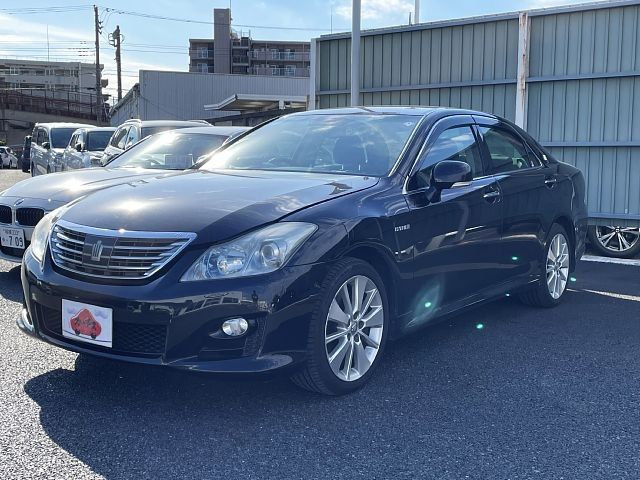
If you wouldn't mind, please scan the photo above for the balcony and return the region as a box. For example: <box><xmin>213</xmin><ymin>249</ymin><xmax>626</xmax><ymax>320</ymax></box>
<box><xmin>232</xmin><ymin>55</ymin><xmax>249</xmax><ymax>65</ymax></box>
<box><xmin>249</xmin><ymin>66</ymin><xmax>310</xmax><ymax>77</ymax></box>
<box><xmin>249</xmin><ymin>50</ymin><xmax>310</xmax><ymax>62</ymax></box>
<box><xmin>189</xmin><ymin>65</ymin><xmax>214</xmax><ymax>74</ymax></box>
<box><xmin>189</xmin><ymin>49</ymin><xmax>215</xmax><ymax>60</ymax></box>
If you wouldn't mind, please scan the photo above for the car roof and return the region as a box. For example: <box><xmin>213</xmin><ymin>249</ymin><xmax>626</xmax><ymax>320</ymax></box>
<box><xmin>292</xmin><ymin>106</ymin><xmax>499</xmax><ymax>120</ymax></box>
<box><xmin>74</xmin><ymin>126</ymin><xmax>117</xmax><ymax>133</ymax></box>
<box><xmin>34</xmin><ymin>122</ymin><xmax>95</xmax><ymax>129</ymax></box>
<box><xmin>119</xmin><ymin>119</ymin><xmax>211</xmax><ymax>127</ymax></box>
<box><xmin>161</xmin><ymin>126</ymin><xmax>251</xmax><ymax>136</ymax></box>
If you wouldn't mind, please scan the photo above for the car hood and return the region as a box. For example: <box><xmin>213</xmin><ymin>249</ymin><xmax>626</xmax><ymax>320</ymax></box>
<box><xmin>59</xmin><ymin>170</ymin><xmax>379</xmax><ymax>244</ymax></box>
<box><xmin>0</xmin><ymin>168</ymin><xmax>177</xmax><ymax>206</ymax></box>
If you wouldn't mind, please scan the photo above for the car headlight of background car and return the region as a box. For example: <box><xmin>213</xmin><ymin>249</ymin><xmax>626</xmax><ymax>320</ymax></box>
<box><xmin>181</xmin><ymin>222</ymin><xmax>317</xmax><ymax>281</ymax></box>
<box><xmin>30</xmin><ymin>205</ymin><xmax>70</xmax><ymax>265</ymax></box>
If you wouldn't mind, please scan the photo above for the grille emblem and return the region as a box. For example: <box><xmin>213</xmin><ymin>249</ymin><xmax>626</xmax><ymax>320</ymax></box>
<box><xmin>90</xmin><ymin>240</ymin><xmax>104</xmax><ymax>261</ymax></box>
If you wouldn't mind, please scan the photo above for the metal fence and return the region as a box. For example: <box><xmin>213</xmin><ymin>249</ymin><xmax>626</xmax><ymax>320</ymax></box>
<box><xmin>0</xmin><ymin>88</ymin><xmax>105</xmax><ymax>121</ymax></box>
<box><xmin>312</xmin><ymin>0</ymin><xmax>640</xmax><ymax>226</ymax></box>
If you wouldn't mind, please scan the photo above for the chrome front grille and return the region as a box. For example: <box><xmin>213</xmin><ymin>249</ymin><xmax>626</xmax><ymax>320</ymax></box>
<box><xmin>50</xmin><ymin>220</ymin><xmax>196</xmax><ymax>280</ymax></box>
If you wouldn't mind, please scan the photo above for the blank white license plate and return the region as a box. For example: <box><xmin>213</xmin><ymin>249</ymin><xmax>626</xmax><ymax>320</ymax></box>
<box><xmin>1</xmin><ymin>227</ymin><xmax>25</xmax><ymax>249</ymax></box>
<box><xmin>62</xmin><ymin>299</ymin><xmax>113</xmax><ymax>348</ymax></box>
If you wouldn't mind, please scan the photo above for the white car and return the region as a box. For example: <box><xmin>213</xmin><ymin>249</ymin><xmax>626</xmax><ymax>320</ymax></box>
<box><xmin>101</xmin><ymin>119</ymin><xmax>211</xmax><ymax>164</ymax></box>
<box><xmin>0</xmin><ymin>126</ymin><xmax>249</xmax><ymax>263</ymax></box>
<box><xmin>0</xmin><ymin>147</ymin><xmax>19</xmax><ymax>169</ymax></box>
<box><xmin>29</xmin><ymin>122</ymin><xmax>94</xmax><ymax>176</ymax></box>
<box><xmin>61</xmin><ymin>127</ymin><xmax>116</xmax><ymax>171</ymax></box>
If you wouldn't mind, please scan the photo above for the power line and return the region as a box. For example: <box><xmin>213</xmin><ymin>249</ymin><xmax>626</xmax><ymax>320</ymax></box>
<box><xmin>0</xmin><ymin>5</ymin><xmax>91</xmax><ymax>14</ymax></box>
<box><xmin>103</xmin><ymin>7</ymin><xmax>341</xmax><ymax>32</ymax></box>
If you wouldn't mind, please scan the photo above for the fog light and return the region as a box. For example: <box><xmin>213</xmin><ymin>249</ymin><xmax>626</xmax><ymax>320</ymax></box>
<box><xmin>222</xmin><ymin>317</ymin><xmax>249</xmax><ymax>337</ymax></box>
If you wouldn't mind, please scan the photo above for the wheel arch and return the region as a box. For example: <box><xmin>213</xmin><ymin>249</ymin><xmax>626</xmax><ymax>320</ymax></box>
<box><xmin>552</xmin><ymin>215</ymin><xmax>576</xmax><ymax>271</ymax></box>
<box><xmin>343</xmin><ymin>242</ymin><xmax>401</xmax><ymax>321</ymax></box>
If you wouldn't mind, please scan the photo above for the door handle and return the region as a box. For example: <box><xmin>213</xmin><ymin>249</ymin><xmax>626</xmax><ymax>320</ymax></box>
<box><xmin>544</xmin><ymin>177</ymin><xmax>557</xmax><ymax>188</ymax></box>
<box><xmin>483</xmin><ymin>190</ymin><xmax>501</xmax><ymax>201</ymax></box>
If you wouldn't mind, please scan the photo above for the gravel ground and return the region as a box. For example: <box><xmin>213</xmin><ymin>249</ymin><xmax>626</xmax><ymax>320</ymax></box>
<box><xmin>0</xmin><ymin>168</ymin><xmax>639</xmax><ymax>479</ymax></box>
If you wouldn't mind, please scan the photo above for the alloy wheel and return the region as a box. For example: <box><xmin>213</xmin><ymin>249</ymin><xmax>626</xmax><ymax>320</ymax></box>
<box><xmin>546</xmin><ymin>233</ymin><xmax>570</xmax><ymax>300</ymax></box>
<box><xmin>594</xmin><ymin>226</ymin><xmax>640</xmax><ymax>254</ymax></box>
<box><xmin>324</xmin><ymin>274</ymin><xmax>384</xmax><ymax>382</ymax></box>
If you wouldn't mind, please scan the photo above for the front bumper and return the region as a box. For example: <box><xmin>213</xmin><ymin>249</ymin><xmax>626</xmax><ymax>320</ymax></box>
<box><xmin>19</xmin><ymin>248</ymin><xmax>329</xmax><ymax>373</ymax></box>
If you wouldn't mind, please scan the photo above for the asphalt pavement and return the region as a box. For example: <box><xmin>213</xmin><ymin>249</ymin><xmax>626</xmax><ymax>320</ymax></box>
<box><xmin>0</xmin><ymin>168</ymin><xmax>639</xmax><ymax>479</ymax></box>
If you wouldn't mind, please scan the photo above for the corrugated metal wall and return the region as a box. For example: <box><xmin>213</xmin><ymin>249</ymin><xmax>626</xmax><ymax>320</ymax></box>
<box><xmin>525</xmin><ymin>5</ymin><xmax>640</xmax><ymax>225</ymax></box>
<box><xmin>317</xmin><ymin>15</ymin><xmax>519</xmax><ymax>119</ymax></box>
<box><xmin>110</xmin><ymin>71</ymin><xmax>309</xmax><ymax>125</ymax></box>
<box><xmin>314</xmin><ymin>0</ymin><xmax>640</xmax><ymax>225</ymax></box>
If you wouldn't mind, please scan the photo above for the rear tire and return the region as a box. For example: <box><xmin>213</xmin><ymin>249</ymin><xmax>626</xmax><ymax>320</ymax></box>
<box><xmin>587</xmin><ymin>225</ymin><xmax>640</xmax><ymax>259</ymax></box>
<box><xmin>519</xmin><ymin>223</ymin><xmax>572</xmax><ymax>308</ymax></box>
<box><xmin>290</xmin><ymin>258</ymin><xmax>389</xmax><ymax>395</ymax></box>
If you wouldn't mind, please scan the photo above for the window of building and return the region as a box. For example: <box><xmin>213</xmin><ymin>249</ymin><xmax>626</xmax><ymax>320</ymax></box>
<box><xmin>197</xmin><ymin>47</ymin><xmax>208</xmax><ymax>59</ymax></box>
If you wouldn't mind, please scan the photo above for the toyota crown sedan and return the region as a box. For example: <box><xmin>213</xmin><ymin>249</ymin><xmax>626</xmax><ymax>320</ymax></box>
<box><xmin>18</xmin><ymin>107</ymin><xmax>587</xmax><ymax>395</ymax></box>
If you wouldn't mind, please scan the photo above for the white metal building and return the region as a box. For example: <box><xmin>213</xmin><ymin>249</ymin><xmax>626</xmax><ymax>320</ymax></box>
<box><xmin>109</xmin><ymin>70</ymin><xmax>309</xmax><ymax>127</ymax></box>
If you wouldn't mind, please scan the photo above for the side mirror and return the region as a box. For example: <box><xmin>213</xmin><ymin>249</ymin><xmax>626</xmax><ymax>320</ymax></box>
<box><xmin>75</xmin><ymin>143</ymin><xmax>83</xmax><ymax>152</ymax></box>
<box><xmin>425</xmin><ymin>160</ymin><xmax>472</xmax><ymax>203</ymax></box>
<box><xmin>42</xmin><ymin>141</ymin><xmax>51</xmax><ymax>150</ymax></box>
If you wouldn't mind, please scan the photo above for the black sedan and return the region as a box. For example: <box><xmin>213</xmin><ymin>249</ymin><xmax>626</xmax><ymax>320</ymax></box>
<box><xmin>18</xmin><ymin>107</ymin><xmax>588</xmax><ymax>395</ymax></box>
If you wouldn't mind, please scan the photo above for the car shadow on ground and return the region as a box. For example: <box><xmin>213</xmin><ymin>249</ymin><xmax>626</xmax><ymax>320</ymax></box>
<box><xmin>22</xmin><ymin>262</ymin><xmax>640</xmax><ymax>479</ymax></box>
<box><xmin>0</xmin><ymin>264</ymin><xmax>23</xmax><ymax>302</ymax></box>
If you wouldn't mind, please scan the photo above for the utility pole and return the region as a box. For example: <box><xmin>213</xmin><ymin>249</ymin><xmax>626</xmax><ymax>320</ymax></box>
<box><xmin>415</xmin><ymin>0</ymin><xmax>420</xmax><ymax>24</ymax></box>
<box><xmin>93</xmin><ymin>5</ymin><xmax>102</xmax><ymax>125</ymax></box>
<box><xmin>350</xmin><ymin>0</ymin><xmax>361</xmax><ymax>106</ymax></box>
<box><xmin>109</xmin><ymin>25</ymin><xmax>123</xmax><ymax>102</ymax></box>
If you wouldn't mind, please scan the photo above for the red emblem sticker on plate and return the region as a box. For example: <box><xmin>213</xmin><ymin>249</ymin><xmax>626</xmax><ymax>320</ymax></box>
<box><xmin>62</xmin><ymin>299</ymin><xmax>113</xmax><ymax>348</ymax></box>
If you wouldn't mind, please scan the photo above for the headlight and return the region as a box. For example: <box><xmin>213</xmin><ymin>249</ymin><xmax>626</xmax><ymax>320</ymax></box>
<box><xmin>30</xmin><ymin>205</ymin><xmax>69</xmax><ymax>264</ymax></box>
<box><xmin>181</xmin><ymin>222</ymin><xmax>317</xmax><ymax>281</ymax></box>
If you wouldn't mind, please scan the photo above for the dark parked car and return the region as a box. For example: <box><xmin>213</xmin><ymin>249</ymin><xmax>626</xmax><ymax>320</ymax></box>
<box><xmin>20</xmin><ymin>135</ymin><xmax>31</xmax><ymax>172</ymax></box>
<box><xmin>18</xmin><ymin>107</ymin><xmax>587</xmax><ymax>395</ymax></box>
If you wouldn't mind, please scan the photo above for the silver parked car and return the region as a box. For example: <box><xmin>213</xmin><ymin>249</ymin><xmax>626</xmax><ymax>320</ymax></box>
<box><xmin>0</xmin><ymin>146</ymin><xmax>19</xmax><ymax>169</ymax></box>
<box><xmin>101</xmin><ymin>119</ymin><xmax>211</xmax><ymax>164</ymax></box>
<box><xmin>61</xmin><ymin>127</ymin><xmax>116</xmax><ymax>171</ymax></box>
<box><xmin>29</xmin><ymin>122</ymin><xmax>94</xmax><ymax>176</ymax></box>
<box><xmin>0</xmin><ymin>126</ymin><xmax>249</xmax><ymax>263</ymax></box>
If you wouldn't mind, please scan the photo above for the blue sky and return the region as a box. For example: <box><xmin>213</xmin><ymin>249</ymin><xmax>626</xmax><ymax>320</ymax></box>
<box><xmin>0</xmin><ymin>0</ymin><xmax>602</xmax><ymax>99</ymax></box>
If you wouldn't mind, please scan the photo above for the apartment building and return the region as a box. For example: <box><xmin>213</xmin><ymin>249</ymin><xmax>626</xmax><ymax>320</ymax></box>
<box><xmin>189</xmin><ymin>8</ymin><xmax>310</xmax><ymax>77</ymax></box>
<box><xmin>0</xmin><ymin>58</ymin><xmax>106</xmax><ymax>94</ymax></box>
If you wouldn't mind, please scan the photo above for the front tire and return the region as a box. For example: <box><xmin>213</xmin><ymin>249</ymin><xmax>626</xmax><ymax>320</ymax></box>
<box><xmin>291</xmin><ymin>258</ymin><xmax>389</xmax><ymax>395</ymax></box>
<box><xmin>519</xmin><ymin>224</ymin><xmax>572</xmax><ymax>308</ymax></box>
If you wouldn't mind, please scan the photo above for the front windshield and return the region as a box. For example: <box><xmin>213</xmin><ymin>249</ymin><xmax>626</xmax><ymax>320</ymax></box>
<box><xmin>202</xmin><ymin>114</ymin><xmax>420</xmax><ymax>176</ymax></box>
<box><xmin>50</xmin><ymin>128</ymin><xmax>78</xmax><ymax>148</ymax></box>
<box><xmin>108</xmin><ymin>132</ymin><xmax>228</xmax><ymax>170</ymax></box>
<box><xmin>141</xmin><ymin>125</ymin><xmax>195</xmax><ymax>138</ymax></box>
<box><xmin>86</xmin><ymin>131</ymin><xmax>114</xmax><ymax>151</ymax></box>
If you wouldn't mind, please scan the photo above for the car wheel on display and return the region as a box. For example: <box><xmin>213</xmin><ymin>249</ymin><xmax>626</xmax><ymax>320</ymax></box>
<box><xmin>519</xmin><ymin>224</ymin><xmax>572</xmax><ymax>308</ymax></box>
<box><xmin>291</xmin><ymin>258</ymin><xmax>389</xmax><ymax>395</ymax></box>
<box><xmin>587</xmin><ymin>225</ymin><xmax>640</xmax><ymax>259</ymax></box>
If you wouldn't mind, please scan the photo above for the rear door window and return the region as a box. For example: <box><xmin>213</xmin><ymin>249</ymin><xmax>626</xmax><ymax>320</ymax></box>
<box><xmin>479</xmin><ymin>125</ymin><xmax>534</xmax><ymax>174</ymax></box>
